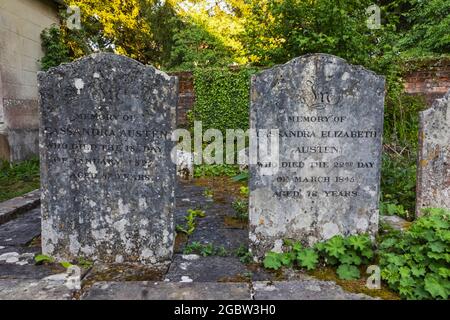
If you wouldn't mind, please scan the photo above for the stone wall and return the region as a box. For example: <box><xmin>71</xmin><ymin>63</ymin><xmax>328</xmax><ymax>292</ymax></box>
<box><xmin>404</xmin><ymin>58</ymin><xmax>450</xmax><ymax>106</ymax></box>
<box><xmin>0</xmin><ymin>0</ymin><xmax>60</xmax><ymax>162</ymax></box>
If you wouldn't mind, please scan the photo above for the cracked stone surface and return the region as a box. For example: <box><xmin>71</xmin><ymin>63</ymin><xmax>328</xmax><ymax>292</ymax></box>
<box><xmin>0</xmin><ymin>207</ymin><xmax>41</xmax><ymax>247</ymax></box>
<box><xmin>38</xmin><ymin>53</ymin><xmax>178</xmax><ymax>265</ymax></box>
<box><xmin>82</xmin><ymin>282</ymin><xmax>251</xmax><ymax>300</ymax></box>
<box><xmin>253</xmin><ymin>281</ymin><xmax>376</xmax><ymax>300</ymax></box>
<box><xmin>249</xmin><ymin>54</ymin><xmax>385</xmax><ymax>259</ymax></box>
<box><xmin>165</xmin><ymin>255</ymin><xmax>250</xmax><ymax>283</ymax></box>
<box><xmin>0</xmin><ymin>279</ymin><xmax>75</xmax><ymax>300</ymax></box>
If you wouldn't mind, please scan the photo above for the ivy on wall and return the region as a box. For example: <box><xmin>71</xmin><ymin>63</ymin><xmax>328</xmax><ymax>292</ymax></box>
<box><xmin>192</xmin><ymin>67</ymin><xmax>259</xmax><ymax>133</ymax></box>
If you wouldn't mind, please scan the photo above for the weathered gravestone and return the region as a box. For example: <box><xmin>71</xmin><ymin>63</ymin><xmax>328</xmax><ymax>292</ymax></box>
<box><xmin>38</xmin><ymin>53</ymin><xmax>178</xmax><ymax>266</ymax></box>
<box><xmin>416</xmin><ymin>90</ymin><xmax>450</xmax><ymax>216</ymax></box>
<box><xmin>249</xmin><ymin>54</ymin><xmax>385</xmax><ymax>259</ymax></box>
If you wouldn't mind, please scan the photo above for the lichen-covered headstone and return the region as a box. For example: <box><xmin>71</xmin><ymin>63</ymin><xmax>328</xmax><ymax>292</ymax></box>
<box><xmin>416</xmin><ymin>90</ymin><xmax>450</xmax><ymax>216</ymax></box>
<box><xmin>249</xmin><ymin>54</ymin><xmax>385</xmax><ymax>259</ymax></box>
<box><xmin>38</xmin><ymin>53</ymin><xmax>178</xmax><ymax>266</ymax></box>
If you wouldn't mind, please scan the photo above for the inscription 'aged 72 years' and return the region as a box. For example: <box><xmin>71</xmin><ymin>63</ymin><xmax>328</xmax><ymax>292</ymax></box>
<box><xmin>249</xmin><ymin>54</ymin><xmax>386</xmax><ymax>259</ymax></box>
<box><xmin>38</xmin><ymin>53</ymin><xmax>178</xmax><ymax>266</ymax></box>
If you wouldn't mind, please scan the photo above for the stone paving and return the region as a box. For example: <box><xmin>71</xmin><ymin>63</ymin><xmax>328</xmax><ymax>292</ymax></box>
<box><xmin>0</xmin><ymin>180</ymin><xmax>376</xmax><ymax>300</ymax></box>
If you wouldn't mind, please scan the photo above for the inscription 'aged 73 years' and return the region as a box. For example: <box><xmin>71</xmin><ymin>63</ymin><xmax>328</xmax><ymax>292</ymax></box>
<box><xmin>38</xmin><ymin>53</ymin><xmax>178</xmax><ymax>266</ymax></box>
<box><xmin>249</xmin><ymin>54</ymin><xmax>386</xmax><ymax>259</ymax></box>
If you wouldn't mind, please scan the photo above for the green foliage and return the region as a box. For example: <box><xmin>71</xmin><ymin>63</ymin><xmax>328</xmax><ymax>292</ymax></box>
<box><xmin>232</xmin><ymin>172</ymin><xmax>249</xmax><ymax>183</ymax></box>
<box><xmin>336</xmin><ymin>264</ymin><xmax>361</xmax><ymax>280</ymax></box>
<box><xmin>77</xmin><ymin>257</ymin><xmax>93</xmax><ymax>269</ymax></box>
<box><xmin>169</xmin><ymin>22</ymin><xmax>233</xmax><ymax>70</ymax></box>
<box><xmin>203</xmin><ymin>188</ymin><xmax>214</xmax><ymax>199</ymax></box>
<box><xmin>239</xmin><ymin>186</ymin><xmax>249</xmax><ymax>197</ymax></box>
<box><xmin>263</xmin><ymin>252</ymin><xmax>284</xmax><ymax>270</ymax></box>
<box><xmin>381</xmin><ymin>153</ymin><xmax>417</xmax><ymax>218</ymax></box>
<box><xmin>183</xmin><ymin>242</ymin><xmax>228</xmax><ymax>257</ymax></box>
<box><xmin>243</xmin><ymin>0</ymin><xmax>381</xmax><ymax>67</ymax></box>
<box><xmin>383</xmin><ymin>93</ymin><xmax>427</xmax><ymax>151</ymax></box>
<box><xmin>194</xmin><ymin>165</ymin><xmax>241</xmax><ymax>178</ymax></box>
<box><xmin>40</xmin><ymin>25</ymin><xmax>71</xmax><ymax>71</ymax></box>
<box><xmin>393</xmin><ymin>0</ymin><xmax>450</xmax><ymax>56</ymax></box>
<box><xmin>296</xmin><ymin>248</ymin><xmax>319</xmax><ymax>271</ymax></box>
<box><xmin>263</xmin><ymin>235</ymin><xmax>374</xmax><ymax>281</ymax></box>
<box><xmin>380</xmin><ymin>202</ymin><xmax>409</xmax><ymax>220</ymax></box>
<box><xmin>232</xmin><ymin>199</ymin><xmax>249</xmax><ymax>221</ymax></box>
<box><xmin>193</xmin><ymin>67</ymin><xmax>257</xmax><ymax>134</ymax></box>
<box><xmin>176</xmin><ymin>209</ymin><xmax>206</xmax><ymax>236</ymax></box>
<box><xmin>0</xmin><ymin>158</ymin><xmax>40</xmax><ymax>202</ymax></box>
<box><xmin>60</xmin><ymin>261</ymin><xmax>74</xmax><ymax>269</ymax></box>
<box><xmin>34</xmin><ymin>254</ymin><xmax>54</xmax><ymax>264</ymax></box>
<box><xmin>379</xmin><ymin>208</ymin><xmax>450</xmax><ymax>300</ymax></box>
<box><xmin>235</xmin><ymin>245</ymin><xmax>253</xmax><ymax>264</ymax></box>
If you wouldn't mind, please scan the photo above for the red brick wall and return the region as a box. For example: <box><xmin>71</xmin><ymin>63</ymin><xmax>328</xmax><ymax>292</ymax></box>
<box><xmin>169</xmin><ymin>71</ymin><xmax>195</xmax><ymax>127</ymax></box>
<box><xmin>404</xmin><ymin>59</ymin><xmax>450</xmax><ymax>106</ymax></box>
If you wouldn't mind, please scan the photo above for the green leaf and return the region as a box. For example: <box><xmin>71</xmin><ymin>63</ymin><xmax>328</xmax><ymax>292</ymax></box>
<box><xmin>429</xmin><ymin>241</ymin><xmax>446</xmax><ymax>253</ymax></box>
<box><xmin>60</xmin><ymin>261</ymin><xmax>73</xmax><ymax>269</ymax></box>
<box><xmin>410</xmin><ymin>265</ymin><xmax>426</xmax><ymax>277</ymax></box>
<box><xmin>296</xmin><ymin>249</ymin><xmax>319</xmax><ymax>271</ymax></box>
<box><xmin>280</xmin><ymin>252</ymin><xmax>295</xmax><ymax>266</ymax></box>
<box><xmin>324</xmin><ymin>236</ymin><xmax>346</xmax><ymax>258</ymax></box>
<box><xmin>292</xmin><ymin>242</ymin><xmax>303</xmax><ymax>253</ymax></box>
<box><xmin>424</xmin><ymin>274</ymin><xmax>448</xmax><ymax>299</ymax></box>
<box><xmin>346</xmin><ymin>235</ymin><xmax>371</xmax><ymax>251</ymax></box>
<box><xmin>379</xmin><ymin>237</ymin><xmax>397</xmax><ymax>250</ymax></box>
<box><xmin>263</xmin><ymin>252</ymin><xmax>282</xmax><ymax>270</ymax></box>
<box><xmin>339</xmin><ymin>251</ymin><xmax>362</xmax><ymax>266</ymax></box>
<box><xmin>361</xmin><ymin>248</ymin><xmax>374</xmax><ymax>259</ymax></box>
<box><xmin>232</xmin><ymin>172</ymin><xmax>249</xmax><ymax>182</ymax></box>
<box><xmin>34</xmin><ymin>254</ymin><xmax>54</xmax><ymax>264</ymax></box>
<box><xmin>336</xmin><ymin>264</ymin><xmax>360</xmax><ymax>280</ymax></box>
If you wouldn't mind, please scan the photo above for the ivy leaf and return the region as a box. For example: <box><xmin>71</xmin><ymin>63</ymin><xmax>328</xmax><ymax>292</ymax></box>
<box><xmin>263</xmin><ymin>252</ymin><xmax>282</xmax><ymax>270</ymax></box>
<box><xmin>424</xmin><ymin>274</ymin><xmax>448</xmax><ymax>299</ymax></box>
<box><xmin>336</xmin><ymin>264</ymin><xmax>360</xmax><ymax>280</ymax></box>
<box><xmin>296</xmin><ymin>249</ymin><xmax>319</xmax><ymax>270</ymax></box>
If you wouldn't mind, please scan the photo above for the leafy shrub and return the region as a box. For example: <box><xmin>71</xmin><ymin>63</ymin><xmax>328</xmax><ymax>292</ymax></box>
<box><xmin>40</xmin><ymin>25</ymin><xmax>71</xmax><ymax>71</ymax></box>
<box><xmin>381</xmin><ymin>153</ymin><xmax>417</xmax><ymax>217</ymax></box>
<box><xmin>379</xmin><ymin>208</ymin><xmax>450</xmax><ymax>300</ymax></box>
<box><xmin>239</xmin><ymin>186</ymin><xmax>249</xmax><ymax>197</ymax></box>
<box><xmin>183</xmin><ymin>242</ymin><xmax>228</xmax><ymax>257</ymax></box>
<box><xmin>263</xmin><ymin>235</ymin><xmax>374</xmax><ymax>280</ymax></box>
<box><xmin>235</xmin><ymin>245</ymin><xmax>253</xmax><ymax>264</ymax></box>
<box><xmin>0</xmin><ymin>158</ymin><xmax>40</xmax><ymax>202</ymax></box>
<box><xmin>380</xmin><ymin>202</ymin><xmax>410</xmax><ymax>220</ymax></box>
<box><xmin>193</xmin><ymin>67</ymin><xmax>258</xmax><ymax>134</ymax></box>
<box><xmin>176</xmin><ymin>209</ymin><xmax>206</xmax><ymax>236</ymax></box>
<box><xmin>232</xmin><ymin>199</ymin><xmax>249</xmax><ymax>221</ymax></box>
<box><xmin>395</xmin><ymin>0</ymin><xmax>450</xmax><ymax>56</ymax></box>
<box><xmin>194</xmin><ymin>165</ymin><xmax>241</xmax><ymax>178</ymax></box>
